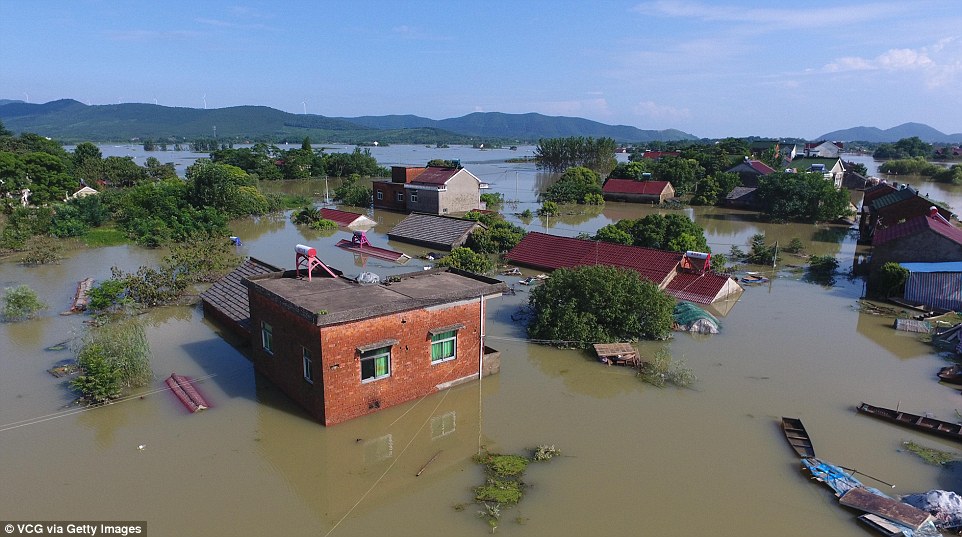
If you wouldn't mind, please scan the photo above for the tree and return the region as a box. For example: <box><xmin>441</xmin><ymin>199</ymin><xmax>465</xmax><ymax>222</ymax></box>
<box><xmin>185</xmin><ymin>160</ymin><xmax>255</xmax><ymax>216</ymax></box>
<box><xmin>592</xmin><ymin>224</ymin><xmax>633</xmax><ymax>245</ymax></box>
<box><xmin>526</xmin><ymin>265</ymin><xmax>674</xmax><ymax>347</ymax></box>
<box><xmin>690</xmin><ymin>171</ymin><xmax>740</xmax><ymax>206</ymax></box>
<box><xmin>608</xmin><ymin>161</ymin><xmax>653</xmax><ymax>180</ymax></box>
<box><xmin>2</xmin><ymin>285</ymin><xmax>46</xmax><ymax>321</ymax></box>
<box><xmin>652</xmin><ymin>157</ymin><xmax>704</xmax><ymax>195</ymax></box>
<box><xmin>22</xmin><ymin>151</ymin><xmax>78</xmax><ymax>205</ymax></box>
<box><xmin>144</xmin><ymin>157</ymin><xmax>177</xmax><ymax>181</ymax></box>
<box><xmin>873</xmin><ymin>137</ymin><xmax>932</xmax><ymax>159</ymax></box>
<box><xmin>434</xmin><ymin>247</ymin><xmax>492</xmax><ymax>274</ymax></box>
<box><xmin>754</xmin><ymin>171</ymin><xmax>852</xmax><ymax>222</ymax></box>
<box><xmin>332</xmin><ymin>173</ymin><xmax>372</xmax><ymax>207</ymax></box>
<box><xmin>534</xmin><ymin>137</ymin><xmax>617</xmax><ymax>175</ymax></box>
<box><xmin>603</xmin><ymin>214</ymin><xmax>710</xmax><ymax>253</ymax></box>
<box><xmin>542</xmin><ymin>166</ymin><xmax>602</xmax><ymax>204</ymax></box>
<box><xmin>465</xmin><ymin>213</ymin><xmax>526</xmax><ymax>254</ymax></box>
<box><xmin>102</xmin><ymin>156</ymin><xmax>147</xmax><ymax>187</ymax></box>
<box><xmin>72</xmin><ymin>142</ymin><xmax>104</xmax><ymax>185</ymax></box>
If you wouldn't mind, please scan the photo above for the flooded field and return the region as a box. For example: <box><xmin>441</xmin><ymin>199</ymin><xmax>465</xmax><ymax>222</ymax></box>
<box><xmin>2</xmin><ymin>147</ymin><xmax>961</xmax><ymax>536</ymax></box>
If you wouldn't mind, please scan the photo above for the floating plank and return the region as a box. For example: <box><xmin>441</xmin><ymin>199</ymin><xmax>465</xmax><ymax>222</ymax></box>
<box><xmin>841</xmin><ymin>487</ymin><xmax>934</xmax><ymax>531</ymax></box>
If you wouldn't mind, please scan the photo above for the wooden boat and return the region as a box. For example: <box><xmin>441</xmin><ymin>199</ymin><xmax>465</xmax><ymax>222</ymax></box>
<box><xmin>937</xmin><ymin>364</ymin><xmax>962</xmax><ymax>386</ymax></box>
<box><xmin>781</xmin><ymin>417</ymin><xmax>816</xmax><ymax>458</ymax></box>
<box><xmin>856</xmin><ymin>402</ymin><xmax>962</xmax><ymax>442</ymax></box>
<box><xmin>741</xmin><ymin>272</ymin><xmax>769</xmax><ymax>284</ymax></box>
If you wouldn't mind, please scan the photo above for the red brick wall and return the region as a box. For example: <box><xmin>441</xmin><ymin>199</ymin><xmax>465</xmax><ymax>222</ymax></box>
<box><xmin>319</xmin><ymin>300</ymin><xmax>484</xmax><ymax>425</ymax></box>
<box><xmin>248</xmin><ymin>292</ymin><xmax>326</xmax><ymax>422</ymax></box>
<box><xmin>373</xmin><ymin>181</ymin><xmax>407</xmax><ymax>212</ymax></box>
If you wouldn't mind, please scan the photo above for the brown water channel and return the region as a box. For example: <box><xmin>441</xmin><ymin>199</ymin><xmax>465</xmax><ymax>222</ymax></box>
<box><xmin>2</xmin><ymin>151</ymin><xmax>962</xmax><ymax>537</ymax></box>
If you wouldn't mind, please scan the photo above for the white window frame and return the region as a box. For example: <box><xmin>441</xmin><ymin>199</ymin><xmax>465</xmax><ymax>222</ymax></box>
<box><xmin>361</xmin><ymin>346</ymin><xmax>391</xmax><ymax>382</ymax></box>
<box><xmin>261</xmin><ymin>321</ymin><xmax>273</xmax><ymax>355</ymax></box>
<box><xmin>303</xmin><ymin>347</ymin><xmax>314</xmax><ymax>384</ymax></box>
<box><xmin>410</xmin><ymin>190</ymin><xmax>418</xmax><ymax>203</ymax></box>
<box><xmin>376</xmin><ymin>190</ymin><xmax>383</xmax><ymax>201</ymax></box>
<box><xmin>430</xmin><ymin>330</ymin><xmax>457</xmax><ymax>363</ymax></box>
<box><xmin>396</xmin><ymin>192</ymin><xmax>404</xmax><ymax>202</ymax></box>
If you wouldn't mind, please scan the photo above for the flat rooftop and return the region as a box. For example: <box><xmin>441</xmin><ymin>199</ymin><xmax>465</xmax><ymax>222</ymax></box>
<box><xmin>245</xmin><ymin>267</ymin><xmax>506</xmax><ymax>327</ymax></box>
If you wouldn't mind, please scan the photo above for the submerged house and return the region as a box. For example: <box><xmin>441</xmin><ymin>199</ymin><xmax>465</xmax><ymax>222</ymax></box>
<box><xmin>859</xmin><ymin>183</ymin><xmax>954</xmax><ymax>242</ymax></box>
<box><xmin>318</xmin><ymin>208</ymin><xmax>376</xmax><ymax>230</ymax></box>
<box><xmin>725</xmin><ymin>159</ymin><xmax>775</xmax><ymax>188</ymax></box>
<box><xmin>387</xmin><ymin>213</ymin><xmax>485</xmax><ymax>251</ymax></box>
<box><xmin>786</xmin><ymin>157</ymin><xmax>845</xmax><ymax>189</ymax></box>
<box><xmin>503</xmin><ymin>232</ymin><xmax>742</xmax><ymax>308</ymax></box>
<box><xmin>373</xmin><ymin>165</ymin><xmax>487</xmax><ymax>215</ymax></box>
<box><xmin>234</xmin><ymin>259</ymin><xmax>506</xmax><ymax>426</ymax></box>
<box><xmin>601</xmin><ymin>179</ymin><xmax>675</xmax><ymax>204</ymax></box>
<box><xmin>871</xmin><ymin>211</ymin><xmax>962</xmax><ymax>269</ymax></box>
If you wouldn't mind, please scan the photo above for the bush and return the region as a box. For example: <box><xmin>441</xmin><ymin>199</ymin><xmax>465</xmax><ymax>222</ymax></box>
<box><xmin>480</xmin><ymin>192</ymin><xmax>503</xmax><ymax>209</ymax></box>
<box><xmin>876</xmin><ymin>262</ymin><xmax>909</xmax><ymax>297</ymax></box>
<box><xmin>638</xmin><ymin>349</ymin><xmax>695</xmax><ymax>388</ymax></box>
<box><xmin>542</xmin><ymin>166</ymin><xmax>602</xmax><ymax>204</ymax></box>
<box><xmin>807</xmin><ymin>254</ymin><xmax>839</xmax><ymax>275</ymax></box>
<box><xmin>466</xmin><ymin>217</ymin><xmax>526</xmax><ymax>254</ymax></box>
<box><xmin>434</xmin><ymin>247</ymin><xmax>492</xmax><ymax>274</ymax></box>
<box><xmin>537</xmin><ymin>201</ymin><xmax>559</xmax><ymax>216</ymax></box>
<box><xmin>2</xmin><ymin>285</ymin><xmax>46</xmax><ymax>321</ymax></box>
<box><xmin>70</xmin><ymin>320</ymin><xmax>152</xmax><ymax>404</ymax></box>
<box><xmin>784</xmin><ymin>238</ymin><xmax>804</xmax><ymax>254</ymax></box>
<box><xmin>527</xmin><ymin>265</ymin><xmax>674</xmax><ymax>346</ymax></box>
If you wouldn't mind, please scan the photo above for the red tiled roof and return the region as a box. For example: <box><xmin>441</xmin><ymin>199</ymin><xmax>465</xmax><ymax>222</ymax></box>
<box><xmin>408</xmin><ymin>167</ymin><xmax>460</xmax><ymax>186</ymax></box>
<box><xmin>602</xmin><ymin>179</ymin><xmax>671</xmax><ymax>196</ymax></box>
<box><xmin>747</xmin><ymin>160</ymin><xmax>775</xmax><ymax>175</ymax></box>
<box><xmin>505</xmin><ymin>232</ymin><xmax>683</xmax><ymax>286</ymax></box>
<box><xmin>641</xmin><ymin>151</ymin><xmax>680</xmax><ymax>159</ymax></box>
<box><xmin>665</xmin><ymin>272</ymin><xmax>732</xmax><ymax>304</ymax></box>
<box><xmin>873</xmin><ymin>214</ymin><xmax>962</xmax><ymax>247</ymax></box>
<box><xmin>319</xmin><ymin>208</ymin><xmax>365</xmax><ymax>227</ymax></box>
<box><xmin>504</xmin><ymin>233</ymin><xmax>738</xmax><ymax>304</ymax></box>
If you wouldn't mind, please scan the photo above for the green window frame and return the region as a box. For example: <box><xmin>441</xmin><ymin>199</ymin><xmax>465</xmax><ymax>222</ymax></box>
<box><xmin>303</xmin><ymin>347</ymin><xmax>314</xmax><ymax>384</ymax></box>
<box><xmin>430</xmin><ymin>330</ymin><xmax>457</xmax><ymax>363</ymax></box>
<box><xmin>261</xmin><ymin>321</ymin><xmax>273</xmax><ymax>355</ymax></box>
<box><xmin>361</xmin><ymin>346</ymin><xmax>391</xmax><ymax>382</ymax></box>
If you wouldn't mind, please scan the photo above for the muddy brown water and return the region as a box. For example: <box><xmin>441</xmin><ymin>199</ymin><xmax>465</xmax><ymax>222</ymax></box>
<box><xmin>2</xmin><ymin>149</ymin><xmax>962</xmax><ymax>536</ymax></box>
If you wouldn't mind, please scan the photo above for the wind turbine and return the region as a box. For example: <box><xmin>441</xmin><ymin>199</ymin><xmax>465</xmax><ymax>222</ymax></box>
<box><xmin>153</xmin><ymin>97</ymin><xmax>158</xmax><ymax>105</ymax></box>
<box><xmin>301</xmin><ymin>101</ymin><xmax>307</xmax><ymax>114</ymax></box>
<box><xmin>23</xmin><ymin>92</ymin><xmax>29</xmax><ymax>103</ymax></box>
<box><xmin>203</xmin><ymin>94</ymin><xmax>207</xmax><ymax>109</ymax></box>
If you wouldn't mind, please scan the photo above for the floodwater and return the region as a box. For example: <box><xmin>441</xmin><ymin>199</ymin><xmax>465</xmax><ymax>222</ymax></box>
<box><xmin>2</xmin><ymin>146</ymin><xmax>962</xmax><ymax>537</ymax></box>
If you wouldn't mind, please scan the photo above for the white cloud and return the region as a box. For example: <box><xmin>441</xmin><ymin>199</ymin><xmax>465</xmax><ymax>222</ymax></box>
<box><xmin>632</xmin><ymin>100</ymin><xmax>690</xmax><ymax>121</ymax></box>
<box><xmin>632</xmin><ymin>0</ymin><xmax>905</xmax><ymax>29</ymax></box>
<box><xmin>821</xmin><ymin>39</ymin><xmax>961</xmax><ymax>87</ymax></box>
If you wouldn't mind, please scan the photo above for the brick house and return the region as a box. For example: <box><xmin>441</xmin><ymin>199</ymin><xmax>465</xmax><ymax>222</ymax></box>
<box><xmin>374</xmin><ymin>165</ymin><xmax>488</xmax><ymax>215</ymax></box>
<box><xmin>243</xmin><ymin>265</ymin><xmax>506</xmax><ymax>426</ymax></box>
<box><xmin>724</xmin><ymin>159</ymin><xmax>775</xmax><ymax>188</ymax></box>
<box><xmin>871</xmin><ymin>212</ymin><xmax>962</xmax><ymax>270</ymax></box>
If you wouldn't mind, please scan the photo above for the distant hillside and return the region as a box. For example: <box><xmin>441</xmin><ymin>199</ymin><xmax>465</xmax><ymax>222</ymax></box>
<box><xmin>0</xmin><ymin>99</ymin><xmax>697</xmax><ymax>144</ymax></box>
<box><xmin>340</xmin><ymin>111</ymin><xmax>696</xmax><ymax>142</ymax></box>
<box><xmin>818</xmin><ymin>123</ymin><xmax>962</xmax><ymax>143</ymax></box>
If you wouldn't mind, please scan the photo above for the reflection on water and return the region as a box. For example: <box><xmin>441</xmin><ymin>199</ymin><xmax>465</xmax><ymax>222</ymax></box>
<box><xmin>1</xmin><ymin>146</ymin><xmax>960</xmax><ymax>536</ymax></box>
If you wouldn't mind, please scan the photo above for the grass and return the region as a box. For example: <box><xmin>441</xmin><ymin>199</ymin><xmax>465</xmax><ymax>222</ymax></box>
<box><xmin>902</xmin><ymin>440</ymin><xmax>959</xmax><ymax>465</ymax></box>
<box><xmin>82</xmin><ymin>226</ymin><xmax>129</xmax><ymax>247</ymax></box>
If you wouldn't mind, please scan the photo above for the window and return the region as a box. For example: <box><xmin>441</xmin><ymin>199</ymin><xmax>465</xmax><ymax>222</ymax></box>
<box><xmin>303</xmin><ymin>347</ymin><xmax>314</xmax><ymax>384</ymax></box>
<box><xmin>410</xmin><ymin>190</ymin><xmax>418</xmax><ymax>203</ymax></box>
<box><xmin>376</xmin><ymin>190</ymin><xmax>383</xmax><ymax>200</ymax></box>
<box><xmin>431</xmin><ymin>330</ymin><xmax>457</xmax><ymax>363</ymax></box>
<box><xmin>261</xmin><ymin>321</ymin><xmax>273</xmax><ymax>354</ymax></box>
<box><xmin>396</xmin><ymin>192</ymin><xmax>404</xmax><ymax>202</ymax></box>
<box><xmin>361</xmin><ymin>346</ymin><xmax>391</xmax><ymax>382</ymax></box>
<box><xmin>431</xmin><ymin>411</ymin><xmax>457</xmax><ymax>439</ymax></box>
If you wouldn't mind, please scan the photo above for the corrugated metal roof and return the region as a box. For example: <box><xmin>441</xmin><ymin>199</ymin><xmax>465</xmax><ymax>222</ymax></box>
<box><xmin>387</xmin><ymin>213</ymin><xmax>483</xmax><ymax>251</ymax></box>
<box><xmin>874</xmin><ymin>215</ymin><xmax>962</xmax><ymax>247</ymax></box>
<box><xmin>900</xmin><ymin>262</ymin><xmax>962</xmax><ymax>273</ymax></box>
<box><xmin>904</xmin><ymin>271</ymin><xmax>962</xmax><ymax>311</ymax></box>
<box><xmin>200</xmin><ymin>258</ymin><xmax>283</xmax><ymax>329</ymax></box>
<box><xmin>602</xmin><ymin>179</ymin><xmax>671</xmax><ymax>195</ymax></box>
<box><xmin>871</xmin><ymin>186</ymin><xmax>918</xmax><ymax>210</ymax></box>
<box><xmin>726</xmin><ymin>186</ymin><xmax>757</xmax><ymax>200</ymax></box>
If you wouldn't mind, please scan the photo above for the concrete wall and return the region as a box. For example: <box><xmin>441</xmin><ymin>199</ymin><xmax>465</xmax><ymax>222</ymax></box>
<box><xmin>438</xmin><ymin>171</ymin><xmax>481</xmax><ymax>214</ymax></box>
<box><xmin>872</xmin><ymin>232</ymin><xmax>962</xmax><ymax>268</ymax></box>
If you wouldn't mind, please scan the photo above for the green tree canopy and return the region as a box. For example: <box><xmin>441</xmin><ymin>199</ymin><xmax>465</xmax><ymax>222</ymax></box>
<box><xmin>594</xmin><ymin>214</ymin><xmax>709</xmax><ymax>253</ymax></box>
<box><xmin>608</xmin><ymin>161</ymin><xmax>653</xmax><ymax>180</ymax></box>
<box><xmin>526</xmin><ymin>265</ymin><xmax>675</xmax><ymax>347</ymax></box>
<box><xmin>652</xmin><ymin>157</ymin><xmax>705</xmax><ymax>195</ymax></box>
<box><xmin>434</xmin><ymin>247</ymin><xmax>493</xmax><ymax>274</ymax></box>
<box><xmin>873</xmin><ymin>137</ymin><xmax>932</xmax><ymax>159</ymax></box>
<box><xmin>535</xmin><ymin>137</ymin><xmax>617</xmax><ymax>175</ymax></box>
<box><xmin>542</xmin><ymin>166</ymin><xmax>602</xmax><ymax>204</ymax></box>
<box><xmin>754</xmin><ymin>171</ymin><xmax>852</xmax><ymax>222</ymax></box>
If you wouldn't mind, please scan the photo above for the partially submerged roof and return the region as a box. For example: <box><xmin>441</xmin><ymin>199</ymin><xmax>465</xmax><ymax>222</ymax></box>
<box><xmin>726</xmin><ymin>186</ymin><xmax>757</xmax><ymax>201</ymax></box>
<box><xmin>245</xmin><ymin>266</ymin><xmax>506</xmax><ymax>327</ymax></box>
<box><xmin>503</xmin><ymin>232</ymin><xmax>742</xmax><ymax>304</ymax></box>
<box><xmin>319</xmin><ymin>208</ymin><xmax>376</xmax><ymax>230</ymax></box>
<box><xmin>505</xmin><ymin>232</ymin><xmax>681</xmax><ymax>286</ymax></box>
<box><xmin>387</xmin><ymin>213</ymin><xmax>484</xmax><ymax>251</ymax></box>
<box><xmin>200</xmin><ymin>258</ymin><xmax>284</xmax><ymax>334</ymax></box>
<box><xmin>602</xmin><ymin>179</ymin><xmax>672</xmax><ymax>195</ymax></box>
<box><xmin>874</xmin><ymin>214</ymin><xmax>962</xmax><ymax>247</ymax></box>
<box><xmin>407</xmin><ymin>166</ymin><xmax>482</xmax><ymax>187</ymax></box>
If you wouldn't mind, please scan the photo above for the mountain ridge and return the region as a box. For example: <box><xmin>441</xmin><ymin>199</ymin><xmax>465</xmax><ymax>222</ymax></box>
<box><xmin>818</xmin><ymin>122</ymin><xmax>962</xmax><ymax>143</ymax></box>
<box><xmin>0</xmin><ymin>99</ymin><xmax>695</xmax><ymax>144</ymax></box>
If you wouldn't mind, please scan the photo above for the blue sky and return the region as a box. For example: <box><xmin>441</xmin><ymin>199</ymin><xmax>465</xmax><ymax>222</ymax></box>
<box><xmin>2</xmin><ymin>0</ymin><xmax>960</xmax><ymax>139</ymax></box>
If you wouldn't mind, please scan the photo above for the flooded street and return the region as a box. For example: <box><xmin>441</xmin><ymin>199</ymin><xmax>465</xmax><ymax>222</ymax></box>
<box><xmin>2</xmin><ymin>146</ymin><xmax>962</xmax><ymax>536</ymax></box>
